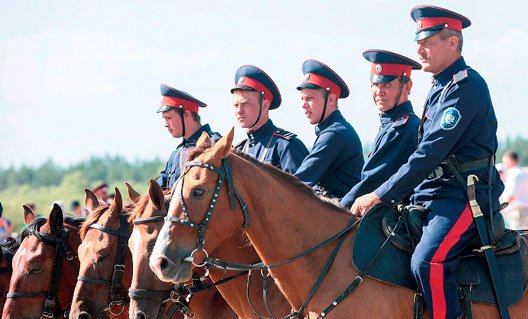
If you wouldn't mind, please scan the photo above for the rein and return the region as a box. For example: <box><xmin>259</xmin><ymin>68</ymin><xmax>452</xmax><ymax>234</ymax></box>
<box><xmin>164</xmin><ymin>157</ymin><xmax>363</xmax><ymax>318</ymax></box>
<box><xmin>77</xmin><ymin>213</ymin><xmax>130</xmax><ymax>316</ymax></box>
<box><xmin>6</xmin><ymin>218</ymin><xmax>78</xmax><ymax>319</ymax></box>
<box><xmin>131</xmin><ymin>198</ymin><xmax>248</xmax><ymax>318</ymax></box>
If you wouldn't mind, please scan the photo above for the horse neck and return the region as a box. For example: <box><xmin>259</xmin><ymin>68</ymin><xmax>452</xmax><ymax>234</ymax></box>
<box><xmin>233</xmin><ymin>156</ymin><xmax>354</xmax><ymax>306</ymax></box>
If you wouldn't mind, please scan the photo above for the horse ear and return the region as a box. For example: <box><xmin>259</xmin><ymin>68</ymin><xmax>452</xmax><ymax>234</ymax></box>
<box><xmin>125</xmin><ymin>182</ymin><xmax>141</xmax><ymax>204</ymax></box>
<box><xmin>48</xmin><ymin>203</ymin><xmax>64</xmax><ymax>235</ymax></box>
<box><xmin>148</xmin><ymin>179</ymin><xmax>165</xmax><ymax>211</ymax></box>
<box><xmin>210</xmin><ymin>128</ymin><xmax>234</xmax><ymax>160</ymax></box>
<box><xmin>85</xmin><ymin>188</ymin><xmax>103</xmax><ymax>212</ymax></box>
<box><xmin>196</xmin><ymin>131</ymin><xmax>212</xmax><ymax>149</ymax></box>
<box><xmin>23</xmin><ymin>205</ymin><xmax>36</xmax><ymax>225</ymax></box>
<box><xmin>109</xmin><ymin>188</ymin><xmax>123</xmax><ymax>217</ymax></box>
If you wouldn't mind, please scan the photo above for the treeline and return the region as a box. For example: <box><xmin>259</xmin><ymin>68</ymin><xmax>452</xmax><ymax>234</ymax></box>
<box><xmin>0</xmin><ymin>155</ymin><xmax>163</xmax><ymax>190</ymax></box>
<box><xmin>0</xmin><ymin>155</ymin><xmax>163</xmax><ymax>231</ymax></box>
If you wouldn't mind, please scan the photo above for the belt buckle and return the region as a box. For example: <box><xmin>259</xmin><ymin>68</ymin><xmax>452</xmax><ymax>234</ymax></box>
<box><xmin>428</xmin><ymin>166</ymin><xmax>444</xmax><ymax>179</ymax></box>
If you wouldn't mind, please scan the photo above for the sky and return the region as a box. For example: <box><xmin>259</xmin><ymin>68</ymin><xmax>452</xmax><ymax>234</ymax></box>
<box><xmin>1</xmin><ymin>0</ymin><xmax>526</xmax><ymax>169</ymax></box>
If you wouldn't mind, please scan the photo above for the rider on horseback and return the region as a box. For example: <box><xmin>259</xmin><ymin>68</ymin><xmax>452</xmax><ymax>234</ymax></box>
<box><xmin>231</xmin><ymin>65</ymin><xmax>309</xmax><ymax>173</ymax></box>
<box><xmin>340</xmin><ymin>50</ymin><xmax>421</xmax><ymax>209</ymax></box>
<box><xmin>352</xmin><ymin>5</ymin><xmax>504</xmax><ymax>319</ymax></box>
<box><xmin>156</xmin><ymin>84</ymin><xmax>221</xmax><ymax>190</ymax></box>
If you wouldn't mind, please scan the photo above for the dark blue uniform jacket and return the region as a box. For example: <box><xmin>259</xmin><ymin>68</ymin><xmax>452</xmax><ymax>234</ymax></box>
<box><xmin>295</xmin><ymin>110</ymin><xmax>364</xmax><ymax>199</ymax></box>
<box><xmin>235</xmin><ymin>119</ymin><xmax>308</xmax><ymax>174</ymax></box>
<box><xmin>374</xmin><ymin>57</ymin><xmax>504</xmax><ymax>215</ymax></box>
<box><xmin>157</xmin><ymin>124</ymin><xmax>221</xmax><ymax>190</ymax></box>
<box><xmin>340</xmin><ymin>101</ymin><xmax>420</xmax><ymax>208</ymax></box>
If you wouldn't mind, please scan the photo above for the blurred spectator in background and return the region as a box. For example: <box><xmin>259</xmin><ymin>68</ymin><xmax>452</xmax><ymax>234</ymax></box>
<box><xmin>0</xmin><ymin>202</ymin><xmax>11</xmax><ymax>241</ymax></box>
<box><xmin>70</xmin><ymin>200</ymin><xmax>88</xmax><ymax>218</ymax></box>
<box><xmin>501</xmin><ymin>150</ymin><xmax>528</xmax><ymax>229</ymax></box>
<box><xmin>92</xmin><ymin>182</ymin><xmax>112</xmax><ymax>204</ymax></box>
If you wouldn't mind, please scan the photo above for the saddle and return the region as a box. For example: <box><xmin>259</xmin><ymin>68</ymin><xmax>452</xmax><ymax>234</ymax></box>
<box><xmin>352</xmin><ymin>203</ymin><xmax>528</xmax><ymax>305</ymax></box>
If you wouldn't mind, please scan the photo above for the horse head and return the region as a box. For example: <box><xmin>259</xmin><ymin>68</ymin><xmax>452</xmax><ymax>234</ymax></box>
<box><xmin>150</xmin><ymin>129</ymin><xmax>248</xmax><ymax>284</ymax></box>
<box><xmin>3</xmin><ymin>203</ymin><xmax>82</xmax><ymax>319</ymax></box>
<box><xmin>70</xmin><ymin>188</ymin><xmax>132</xmax><ymax>319</ymax></box>
<box><xmin>128</xmin><ymin>180</ymin><xmax>179</xmax><ymax>319</ymax></box>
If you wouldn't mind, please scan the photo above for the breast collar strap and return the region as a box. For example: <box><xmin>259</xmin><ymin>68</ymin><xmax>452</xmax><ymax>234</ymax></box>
<box><xmin>164</xmin><ymin>158</ymin><xmax>250</xmax><ymax>252</ymax></box>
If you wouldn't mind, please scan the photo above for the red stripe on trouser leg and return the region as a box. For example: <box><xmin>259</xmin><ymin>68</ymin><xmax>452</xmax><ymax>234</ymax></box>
<box><xmin>429</xmin><ymin>204</ymin><xmax>473</xmax><ymax>319</ymax></box>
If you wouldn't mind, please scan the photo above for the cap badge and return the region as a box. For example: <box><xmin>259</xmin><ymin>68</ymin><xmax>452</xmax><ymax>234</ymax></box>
<box><xmin>417</xmin><ymin>20</ymin><xmax>422</xmax><ymax>30</ymax></box>
<box><xmin>304</xmin><ymin>74</ymin><xmax>310</xmax><ymax>81</ymax></box>
<box><xmin>375</xmin><ymin>64</ymin><xmax>383</xmax><ymax>74</ymax></box>
<box><xmin>237</xmin><ymin>76</ymin><xmax>245</xmax><ymax>85</ymax></box>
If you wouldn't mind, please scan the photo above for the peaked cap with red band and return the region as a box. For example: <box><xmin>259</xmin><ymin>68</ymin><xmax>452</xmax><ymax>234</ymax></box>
<box><xmin>230</xmin><ymin>65</ymin><xmax>282</xmax><ymax>110</ymax></box>
<box><xmin>297</xmin><ymin>59</ymin><xmax>349</xmax><ymax>99</ymax></box>
<box><xmin>411</xmin><ymin>5</ymin><xmax>471</xmax><ymax>41</ymax></box>
<box><xmin>363</xmin><ymin>49</ymin><xmax>421</xmax><ymax>84</ymax></box>
<box><xmin>157</xmin><ymin>84</ymin><xmax>207</xmax><ymax>113</ymax></box>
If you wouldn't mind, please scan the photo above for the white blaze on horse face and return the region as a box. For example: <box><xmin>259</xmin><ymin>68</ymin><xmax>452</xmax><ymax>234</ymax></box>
<box><xmin>150</xmin><ymin>221</ymin><xmax>171</xmax><ymax>264</ymax></box>
<box><xmin>129</xmin><ymin>227</ymin><xmax>141</xmax><ymax>259</ymax></box>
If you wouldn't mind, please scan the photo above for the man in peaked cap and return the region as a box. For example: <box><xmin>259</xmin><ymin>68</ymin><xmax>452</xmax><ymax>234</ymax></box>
<box><xmin>156</xmin><ymin>84</ymin><xmax>221</xmax><ymax>190</ymax></box>
<box><xmin>294</xmin><ymin>59</ymin><xmax>364</xmax><ymax>199</ymax></box>
<box><xmin>352</xmin><ymin>6</ymin><xmax>504</xmax><ymax>319</ymax></box>
<box><xmin>231</xmin><ymin>65</ymin><xmax>308</xmax><ymax>174</ymax></box>
<box><xmin>92</xmin><ymin>182</ymin><xmax>113</xmax><ymax>204</ymax></box>
<box><xmin>340</xmin><ymin>50</ymin><xmax>421</xmax><ymax>209</ymax></box>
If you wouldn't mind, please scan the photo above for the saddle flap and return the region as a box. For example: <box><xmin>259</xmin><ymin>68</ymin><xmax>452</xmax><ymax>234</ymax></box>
<box><xmin>353</xmin><ymin>203</ymin><xmax>528</xmax><ymax>305</ymax></box>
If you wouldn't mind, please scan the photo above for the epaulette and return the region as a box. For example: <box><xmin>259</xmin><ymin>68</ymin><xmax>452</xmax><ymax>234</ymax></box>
<box><xmin>392</xmin><ymin>115</ymin><xmax>409</xmax><ymax>128</ymax></box>
<box><xmin>273</xmin><ymin>129</ymin><xmax>297</xmax><ymax>141</ymax></box>
<box><xmin>452</xmin><ymin>69</ymin><xmax>469</xmax><ymax>84</ymax></box>
<box><xmin>233</xmin><ymin>139</ymin><xmax>247</xmax><ymax>150</ymax></box>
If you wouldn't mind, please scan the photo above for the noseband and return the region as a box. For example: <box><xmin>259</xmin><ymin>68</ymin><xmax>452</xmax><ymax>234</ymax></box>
<box><xmin>164</xmin><ymin>158</ymin><xmax>250</xmax><ymax>263</ymax></box>
<box><xmin>6</xmin><ymin>218</ymin><xmax>77</xmax><ymax>319</ymax></box>
<box><xmin>129</xmin><ymin>197</ymin><xmax>185</xmax><ymax>316</ymax></box>
<box><xmin>77</xmin><ymin>213</ymin><xmax>130</xmax><ymax>316</ymax></box>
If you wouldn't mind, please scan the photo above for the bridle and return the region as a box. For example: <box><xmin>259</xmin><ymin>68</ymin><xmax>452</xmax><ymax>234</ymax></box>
<box><xmin>129</xmin><ymin>197</ymin><xmax>186</xmax><ymax>318</ymax></box>
<box><xmin>6</xmin><ymin>218</ymin><xmax>78</xmax><ymax>319</ymax></box>
<box><xmin>163</xmin><ymin>156</ymin><xmax>362</xmax><ymax>319</ymax></box>
<box><xmin>164</xmin><ymin>158</ymin><xmax>250</xmax><ymax>265</ymax></box>
<box><xmin>77</xmin><ymin>213</ymin><xmax>130</xmax><ymax>316</ymax></box>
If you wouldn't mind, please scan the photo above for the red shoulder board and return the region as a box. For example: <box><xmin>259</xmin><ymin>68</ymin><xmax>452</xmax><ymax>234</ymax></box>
<box><xmin>233</xmin><ymin>139</ymin><xmax>247</xmax><ymax>149</ymax></box>
<box><xmin>452</xmin><ymin>69</ymin><xmax>468</xmax><ymax>84</ymax></box>
<box><xmin>273</xmin><ymin>129</ymin><xmax>296</xmax><ymax>141</ymax></box>
<box><xmin>392</xmin><ymin>115</ymin><xmax>409</xmax><ymax>128</ymax></box>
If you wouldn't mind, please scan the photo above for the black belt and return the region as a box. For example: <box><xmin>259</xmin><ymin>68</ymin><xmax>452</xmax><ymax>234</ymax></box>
<box><xmin>427</xmin><ymin>157</ymin><xmax>492</xmax><ymax>180</ymax></box>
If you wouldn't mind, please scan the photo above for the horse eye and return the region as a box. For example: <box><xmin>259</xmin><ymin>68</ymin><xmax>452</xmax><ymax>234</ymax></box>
<box><xmin>29</xmin><ymin>263</ymin><xmax>42</xmax><ymax>274</ymax></box>
<box><xmin>193</xmin><ymin>188</ymin><xmax>206</xmax><ymax>197</ymax></box>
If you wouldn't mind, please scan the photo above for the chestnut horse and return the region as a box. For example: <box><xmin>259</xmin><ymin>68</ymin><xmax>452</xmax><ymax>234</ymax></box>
<box><xmin>3</xmin><ymin>204</ymin><xmax>83</xmax><ymax>319</ymax></box>
<box><xmin>70</xmin><ymin>188</ymin><xmax>132</xmax><ymax>319</ymax></box>
<box><xmin>150</xmin><ymin>129</ymin><xmax>528</xmax><ymax>319</ymax></box>
<box><xmin>127</xmin><ymin>181</ymin><xmax>237</xmax><ymax>319</ymax></box>
<box><xmin>134</xmin><ymin>179</ymin><xmax>290</xmax><ymax>318</ymax></box>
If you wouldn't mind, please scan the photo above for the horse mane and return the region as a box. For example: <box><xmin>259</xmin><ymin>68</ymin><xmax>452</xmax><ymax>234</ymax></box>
<box><xmin>128</xmin><ymin>194</ymin><xmax>149</xmax><ymax>222</ymax></box>
<box><xmin>80</xmin><ymin>205</ymin><xmax>109</xmax><ymax>239</ymax></box>
<box><xmin>1</xmin><ymin>237</ymin><xmax>19</xmax><ymax>255</ymax></box>
<box><xmin>128</xmin><ymin>189</ymin><xmax>172</xmax><ymax>222</ymax></box>
<box><xmin>188</xmin><ymin>143</ymin><xmax>348</xmax><ymax>214</ymax></box>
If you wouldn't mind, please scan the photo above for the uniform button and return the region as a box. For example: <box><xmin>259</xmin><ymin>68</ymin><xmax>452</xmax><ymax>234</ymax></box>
<box><xmin>391</xmin><ymin>200</ymin><xmax>395</xmax><ymax>203</ymax></box>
